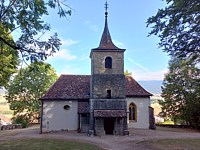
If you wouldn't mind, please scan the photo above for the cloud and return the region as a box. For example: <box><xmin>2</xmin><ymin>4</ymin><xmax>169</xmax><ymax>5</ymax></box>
<box><xmin>57</xmin><ymin>65</ymin><xmax>81</xmax><ymax>75</ymax></box>
<box><xmin>61</xmin><ymin>39</ymin><xmax>78</xmax><ymax>47</ymax></box>
<box><xmin>48</xmin><ymin>49</ymin><xmax>77</xmax><ymax>61</ymax></box>
<box><xmin>35</xmin><ymin>30</ymin><xmax>78</xmax><ymax>47</ymax></box>
<box><xmin>113</xmin><ymin>40</ymin><xmax>126</xmax><ymax>48</ymax></box>
<box><xmin>128</xmin><ymin>58</ymin><xmax>149</xmax><ymax>71</ymax></box>
<box><xmin>131</xmin><ymin>69</ymin><xmax>168</xmax><ymax>81</ymax></box>
<box><xmin>36</xmin><ymin>30</ymin><xmax>58</xmax><ymax>41</ymax></box>
<box><xmin>84</xmin><ymin>21</ymin><xmax>98</xmax><ymax>32</ymax></box>
<box><xmin>127</xmin><ymin>57</ymin><xmax>168</xmax><ymax>80</ymax></box>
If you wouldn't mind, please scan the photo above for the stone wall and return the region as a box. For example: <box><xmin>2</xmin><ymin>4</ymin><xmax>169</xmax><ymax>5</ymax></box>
<box><xmin>95</xmin><ymin>118</ymin><xmax>105</xmax><ymax>135</ymax></box>
<box><xmin>91</xmin><ymin>51</ymin><xmax>124</xmax><ymax>75</ymax></box>
<box><xmin>0</xmin><ymin>124</ymin><xmax>22</xmax><ymax>130</ymax></box>
<box><xmin>91</xmin><ymin>75</ymin><xmax>125</xmax><ymax>99</ymax></box>
<box><xmin>114</xmin><ymin>118</ymin><xmax>124</xmax><ymax>135</ymax></box>
<box><xmin>149</xmin><ymin>107</ymin><xmax>156</xmax><ymax>129</ymax></box>
<box><xmin>92</xmin><ymin>99</ymin><xmax>126</xmax><ymax>110</ymax></box>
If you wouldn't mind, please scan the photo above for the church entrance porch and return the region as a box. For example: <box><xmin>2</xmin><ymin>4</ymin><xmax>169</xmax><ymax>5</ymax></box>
<box><xmin>104</xmin><ymin>118</ymin><xmax>114</xmax><ymax>134</ymax></box>
<box><xmin>94</xmin><ymin>117</ymin><xmax>127</xmax><ymax>135</ymax></box>
<box><xmin>92</xmin><ymin>109</ymin><xmax>128</xmax><ymax>135</ymax></box>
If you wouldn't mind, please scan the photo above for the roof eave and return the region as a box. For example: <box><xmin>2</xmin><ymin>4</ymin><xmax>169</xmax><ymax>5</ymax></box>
<box><xmin>91</xmin><ymin>48</ymin><xmax>126</xmax><ymax>52</ymax></box>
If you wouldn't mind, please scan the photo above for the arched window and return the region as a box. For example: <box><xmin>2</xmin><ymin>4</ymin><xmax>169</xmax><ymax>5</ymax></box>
<box><xmin>105</xmin><ymin>57</ymin><xmax>112</xmax><ymax>68</ymax></box>
<box><xmin>129</xmin><ymin>103</ymin><xmax>137</xmax><ymax>121</ymax></box>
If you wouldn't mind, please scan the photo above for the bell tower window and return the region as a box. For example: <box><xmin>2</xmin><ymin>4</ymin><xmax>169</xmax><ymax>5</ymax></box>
<box><xmin>105</xmin><ymin>57</ymin><xmax>112</xmax><ymax>68</ymax></box>
<box><xmin>107</xmin><ymin>90</ymin><xmax>111</xmax><ymax>99</ymax></box>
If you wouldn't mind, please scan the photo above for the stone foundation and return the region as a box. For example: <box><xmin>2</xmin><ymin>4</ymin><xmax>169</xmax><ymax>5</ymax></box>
<box><xmin>0</xmin><ymin>124</ymin><xmax>22</xmax><ymax>130</ymax></box>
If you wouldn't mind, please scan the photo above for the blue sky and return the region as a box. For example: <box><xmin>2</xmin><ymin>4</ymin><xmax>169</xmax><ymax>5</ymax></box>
<box><xmin>43</xmin><ymin>0</ymin><xmax>169</xmax><ymax>81</ymax></box>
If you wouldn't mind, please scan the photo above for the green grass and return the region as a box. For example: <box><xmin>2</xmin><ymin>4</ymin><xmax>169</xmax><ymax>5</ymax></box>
<box><xmin>162</xmin><ymin>120</ymin><xmax>174</xmax><ymax>125</ymax></box>
<box><xmin>0</xmin><ymin>138</ymin><xmax>104</xmax><ymax>150</ymax></box>
<box><xmin>156</xmin><ymin>126</ymin><xmax>200</xmax><ymax>133</ymax></box>
<box><xmin>145</xmin><ymin>138</ymin><xmax>200</xmax><ymax>150</ymax></box>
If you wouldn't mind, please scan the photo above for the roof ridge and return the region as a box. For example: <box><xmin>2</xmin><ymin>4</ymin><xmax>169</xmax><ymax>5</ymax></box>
<box><xmin>60</xmin><ymin>74</ymin><xmax>90</xmax><ymax>76</ymax></box>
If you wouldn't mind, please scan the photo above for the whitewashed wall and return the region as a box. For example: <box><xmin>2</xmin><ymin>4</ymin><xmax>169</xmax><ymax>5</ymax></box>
<box><xmin>127</xmin><ymin>97</ymin><xmax>150</xmax><ymax>129</ymax></box>
<box><xmin>42</xmin><ymin>100</ymin><xmax>78</xmax><ymax>132</ymax></box>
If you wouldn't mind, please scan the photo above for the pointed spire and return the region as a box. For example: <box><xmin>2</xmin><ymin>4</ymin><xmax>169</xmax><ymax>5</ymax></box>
<box><xmin>97</xmin><ymin>1</ymin><xmax>120</xmax><ymax>50</ymax></box>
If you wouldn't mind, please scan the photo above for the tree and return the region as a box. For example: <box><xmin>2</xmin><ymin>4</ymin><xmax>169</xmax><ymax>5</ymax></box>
<box><xmin>0</xmin><ymin>23</ymin><xmax>19</xmax><ymax>88</ymax></box>
<box><xmin>6</xmin><ymin>62</ymin><xmax>57</xmax><ymax>127</ymax></box>
<box><xmin>147</xmin><ymin>0</ymin><xmax>200</xmax><ymax>60</ymax></box>
<box><xmin>160</xmin><ymin>57</ymin><xmax>200</xmax><ymax>128</ymax></box>
<box><xmin>0</xmin><ymin>0</ymin><xmax>71</xmax><ymax>87</ymax></box>
<box><xmin>124</xmin><ymin>69</ymin><xmax>132</xmax><ymax>76</ymax></box>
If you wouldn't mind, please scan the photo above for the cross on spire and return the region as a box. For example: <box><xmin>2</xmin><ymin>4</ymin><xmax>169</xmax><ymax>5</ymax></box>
<box><xmin>105</xmin><ymin>1</ymin><xmax>108</xmax><ymax>17</ymax></box>
<box><xmin>93</xmin><ymin>0</ymin><xmax>122</xmax><ymax>50</ymax></box>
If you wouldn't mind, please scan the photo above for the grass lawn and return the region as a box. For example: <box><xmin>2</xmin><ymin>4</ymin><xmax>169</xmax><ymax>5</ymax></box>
<box><xmin>156</xmin><ymin>126</ymin><xmax>200</xmax><ymax>133</ymax></box>
<box><xmin>145</xmin><ymin>138</ymin><xmax>200</xmax><ymax>150</ymax></box>
<box><xmin>0</xmin><ymin>138</ymin><xmax>104</xmax><ymax>150</ymax></box>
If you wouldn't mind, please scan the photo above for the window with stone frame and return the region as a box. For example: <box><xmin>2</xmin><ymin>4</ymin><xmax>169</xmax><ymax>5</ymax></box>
<box><xmin>105</xmin><ymin>57</ymin><xmax>112</xmax><ymax>68</ymax></box>
<box><xmin>129</xmin><ymin>103</ymin><xmax>137</xmax><ymax>121</ymax></box>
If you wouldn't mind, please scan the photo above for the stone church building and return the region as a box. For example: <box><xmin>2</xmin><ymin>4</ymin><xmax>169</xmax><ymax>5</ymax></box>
<box><xmin>40</xmin><ymin>4</ymin><xmax>153</xmax><ymax>135</ymax></box>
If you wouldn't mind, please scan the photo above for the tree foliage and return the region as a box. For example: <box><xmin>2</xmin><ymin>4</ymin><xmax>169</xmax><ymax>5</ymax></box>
<box><xmin>124</xmin><ymin>69</ymin><xmax>132</xmax><ymax>76</ymax></box>
<box><xmin>0</xmin><ymin>0</ymin><xmax>71</xmax><ymax>87</ymax></box>
<box><xmin>160</xmin><ymin>57</ymin><xmax>200</xmax><ymax>128</ymax></box>
<box><xmin>147</xmin><ymin>0</ymin><xmax>200</xmax><ymax>60</ymax></box>
<box><xmin>0</xmin><ymin>23</ymin><xmax>19</xmax><ymax>88</ymax></box>
<box><xmin>6</xmin><ymin>62</ymin><xmax>57</xmax><ymax>126</ymax></box>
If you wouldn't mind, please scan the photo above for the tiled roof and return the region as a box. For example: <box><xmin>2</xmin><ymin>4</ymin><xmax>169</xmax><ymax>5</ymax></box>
<box><xmin>40</xmin><ymin>75</ymin><xmax>152</xmax><ymax>100</ymax></box>
<box><xmin>41</xmin><ymin>75</ymin><xmax>90</xmax><ymax>100</ymax></box>
<box><xmin>78</xmin><ymin>101</ymin><xmax>89</xmax><ymax>113</ymax></box>
<box><xmin>125</xmin><ymin>76</ymin><xmax>153</xmax><ymax>97</ymax></box>
<box><xmin>96</xmin><ymin>17</ymin><xmax>119</xmax><ymax>50</ymax></box>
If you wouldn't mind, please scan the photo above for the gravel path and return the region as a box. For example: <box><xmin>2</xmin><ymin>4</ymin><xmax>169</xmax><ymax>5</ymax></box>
<box><xmin>0</xmin><ymin>126</ymin><xmax>200</xmax><ymax>150</ymax></box>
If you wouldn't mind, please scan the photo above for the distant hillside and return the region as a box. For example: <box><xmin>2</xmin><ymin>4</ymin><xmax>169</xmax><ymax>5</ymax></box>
<box><xmin>138</xmin><ymin>80</ymin><xmax>163</xmax><ymax>94</ymax></box>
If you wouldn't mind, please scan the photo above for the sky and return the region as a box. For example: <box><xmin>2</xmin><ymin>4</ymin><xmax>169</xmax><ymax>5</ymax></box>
<box><xmin>42</xmin><ymin>0</ymin><xmax>170</xmax><ymax>81</ymax></box>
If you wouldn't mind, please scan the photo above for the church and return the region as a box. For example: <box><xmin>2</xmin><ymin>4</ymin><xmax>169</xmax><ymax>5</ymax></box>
<box><xmin>40</xmin><ymin>3</ymin><xmax>153</xmax><ymax>135</ymax></box>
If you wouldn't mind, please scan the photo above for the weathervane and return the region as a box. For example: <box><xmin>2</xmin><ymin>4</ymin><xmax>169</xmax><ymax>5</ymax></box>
<box><xmin>105</xmin><ymin>1</ymin><xmax>108</xmax><ymax>17</ymax></box>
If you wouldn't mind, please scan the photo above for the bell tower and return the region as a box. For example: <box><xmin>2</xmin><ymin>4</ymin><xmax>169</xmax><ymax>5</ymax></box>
<box><xmin>89</xmin><ymin>1</ymin><xmax>128</xmax><ymax>135</ymax></box>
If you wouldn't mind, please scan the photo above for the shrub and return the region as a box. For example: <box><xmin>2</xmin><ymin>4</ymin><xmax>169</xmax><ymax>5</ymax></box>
<box><xmin>12</xmin><ymin>115</ymin><xmax>29</xmax><ymax>128</ymax></box>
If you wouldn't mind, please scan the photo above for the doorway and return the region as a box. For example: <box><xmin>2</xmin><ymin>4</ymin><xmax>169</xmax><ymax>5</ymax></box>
<box><xmin>104</xmin><ymin>118</ymin><xmax>114</xmax><ymax>134</ymax></box>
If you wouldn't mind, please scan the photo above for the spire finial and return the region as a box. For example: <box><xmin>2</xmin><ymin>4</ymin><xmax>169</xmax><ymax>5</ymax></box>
<box><xmin>105</xmin><ymin>1</ymin><xmax>108</xmax><ymax>17</ymax></box>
